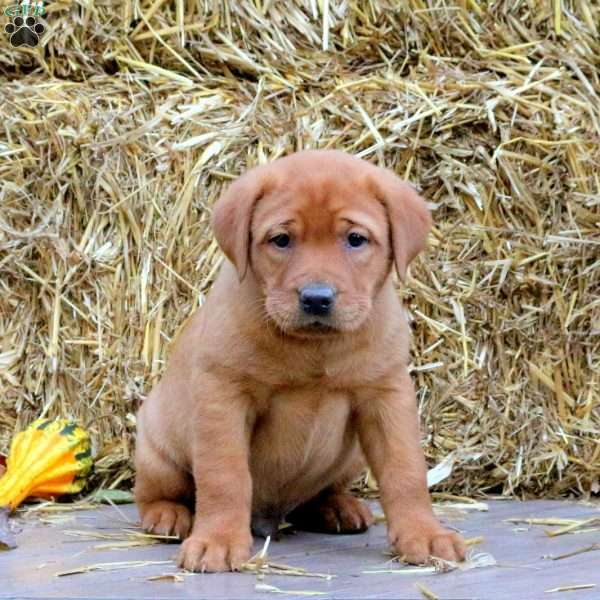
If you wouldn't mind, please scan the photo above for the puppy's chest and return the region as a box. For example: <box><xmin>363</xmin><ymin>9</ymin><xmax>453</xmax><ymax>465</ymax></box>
<box><xmin>249</xmin><ymin>388</ymin><xmax>356</xmax><ymax>518</ymax></box>
<box><xmin>251</xmin><ymin>387</ymin><xmax>354</xmax><ymax>473</ymax></box>
<box><xmin>259</xmin><ymin>349</ymin><xmax>370</xmax><ymax>389</ymax></box>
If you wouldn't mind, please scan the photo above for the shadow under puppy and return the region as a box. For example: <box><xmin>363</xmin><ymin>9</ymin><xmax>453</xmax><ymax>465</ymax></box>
<box><xmin>134</xmin><ymin>150</ymin><xmax>466</xmax><ymax>572</ymax></box>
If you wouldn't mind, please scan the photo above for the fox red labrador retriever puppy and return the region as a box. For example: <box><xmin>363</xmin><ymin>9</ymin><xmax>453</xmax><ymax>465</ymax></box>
<box><xmin>134</xmin><ymin>150</ymin><xmax>466</xmax><ymax>572</ymax></box>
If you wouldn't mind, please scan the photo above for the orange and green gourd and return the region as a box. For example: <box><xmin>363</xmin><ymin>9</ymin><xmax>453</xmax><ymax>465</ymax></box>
<box><xmin>0</xmin><ymin>419</ymin><xmax>92</xmax><ymax>511</ymax></box>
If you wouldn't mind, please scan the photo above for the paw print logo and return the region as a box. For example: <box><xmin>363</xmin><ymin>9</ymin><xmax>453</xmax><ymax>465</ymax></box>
<box><xmin>5</xmin><ymin>15</ymin><xmax>45</xmax><ymax>47</ymax></box>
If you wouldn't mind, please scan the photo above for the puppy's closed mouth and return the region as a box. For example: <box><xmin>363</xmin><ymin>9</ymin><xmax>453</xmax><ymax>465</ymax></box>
<box><xmin>298</xmin><ymin>320</ymin><xmax>338</xmax><ymax>334</ymax></box>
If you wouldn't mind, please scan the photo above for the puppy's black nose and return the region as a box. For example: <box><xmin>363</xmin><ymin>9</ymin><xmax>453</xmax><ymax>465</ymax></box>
<box><xmin>299</xmin><ymin>283</ymin><xmax>335</xmax><ymax>316</ymax></box>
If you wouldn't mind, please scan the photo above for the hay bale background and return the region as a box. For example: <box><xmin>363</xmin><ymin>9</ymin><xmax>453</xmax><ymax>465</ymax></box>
<box><xmin>0</xmin><ymin>1</ymin><xmax>599</xmax><ymax>497</ymax></box>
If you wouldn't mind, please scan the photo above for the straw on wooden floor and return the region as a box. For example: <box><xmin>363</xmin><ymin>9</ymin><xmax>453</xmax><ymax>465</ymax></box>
<box><xmin>0</xmin><ymin>1</ymin><xmax>599</xmax><ymax>498</ymax></box>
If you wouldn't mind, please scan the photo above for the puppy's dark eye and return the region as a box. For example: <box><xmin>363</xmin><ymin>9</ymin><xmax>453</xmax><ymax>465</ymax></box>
<box><xmin>347</xmin><ymin>232</ymin><xmax>368</xmax><ymax>248</ymax></box>
<box><xmin>269</xmin><ymin>233</ymin><xmax>291</xmax><ymax>248</ymax></box>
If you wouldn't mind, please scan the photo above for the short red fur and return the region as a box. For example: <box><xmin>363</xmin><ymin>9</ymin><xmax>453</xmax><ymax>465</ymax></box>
<box><xmin>134</xmin><ymin>150</ymin><xmax>466</xmax><ymax>572</ymax></box>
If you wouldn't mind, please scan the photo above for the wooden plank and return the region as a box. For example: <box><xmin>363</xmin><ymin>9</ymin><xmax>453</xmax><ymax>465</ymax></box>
<box><xmin>2</xmin><ymin>500</ymin><xmax>599</xmax><ymax>599</ymax></box>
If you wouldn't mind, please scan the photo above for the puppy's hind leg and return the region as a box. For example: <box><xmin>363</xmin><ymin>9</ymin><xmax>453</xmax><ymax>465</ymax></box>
<box><xmin>134</xmin><ymin>431</ymin><xmax>194</xmax><ymax>539</ymax></box>
<box><xmin>287</xmin><ymin>454</ymin><xmax>374</xmax><ymax>534</ymax></box>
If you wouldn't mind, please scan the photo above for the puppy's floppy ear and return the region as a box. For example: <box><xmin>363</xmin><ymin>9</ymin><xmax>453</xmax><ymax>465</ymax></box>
<box><xmin>370</xmin><ymin>168</ymin><xmax>432</xmax><ymax>281</ymax></box>
<box><xmin>211</xmin><ymin>167</ymin><xmax>270</xmax><ymax>281</ymax></box>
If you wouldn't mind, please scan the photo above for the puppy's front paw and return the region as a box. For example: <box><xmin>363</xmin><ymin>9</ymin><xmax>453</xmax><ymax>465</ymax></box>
<box><xmin>178</xmin><ymin>529</ymin><xmax>253</xmax><ymax>572</ymax></box>
<box><xmin>389</xmin><ymin>518</ymin><xmax>466</xmax><ymax>565</ymax></box>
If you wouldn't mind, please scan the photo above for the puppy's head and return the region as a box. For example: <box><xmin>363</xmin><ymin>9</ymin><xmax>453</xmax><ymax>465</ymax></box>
<box><xmin>212</xmin><ymin>150</ymin><xmax>431</xmax><ymax>337</ymax></box>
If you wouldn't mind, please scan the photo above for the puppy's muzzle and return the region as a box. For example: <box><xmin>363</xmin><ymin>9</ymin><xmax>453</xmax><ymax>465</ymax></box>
<box><xmin>299</xmin><ymin>283</ymin><xmax>336</xmax><ymax>317</ymax></box>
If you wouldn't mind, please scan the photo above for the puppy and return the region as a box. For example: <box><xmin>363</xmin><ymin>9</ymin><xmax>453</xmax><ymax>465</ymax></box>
<box><xmin>134</xmin><ymin>150</ymin><xmax>466</xmax><ymax>572</ymax></box>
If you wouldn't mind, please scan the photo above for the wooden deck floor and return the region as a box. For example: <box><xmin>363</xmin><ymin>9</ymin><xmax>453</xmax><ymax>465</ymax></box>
<box><xmin>3</xmin><ymin>499</ymin><xmax>599</xmax><ymax>599</ymax></box>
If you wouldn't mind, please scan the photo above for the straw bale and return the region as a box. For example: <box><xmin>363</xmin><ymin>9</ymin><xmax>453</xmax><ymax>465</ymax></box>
<box><xmin>0</xmin><ymin>1</ymin><xmax>599</xmax><ymax>497</ymax></box>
